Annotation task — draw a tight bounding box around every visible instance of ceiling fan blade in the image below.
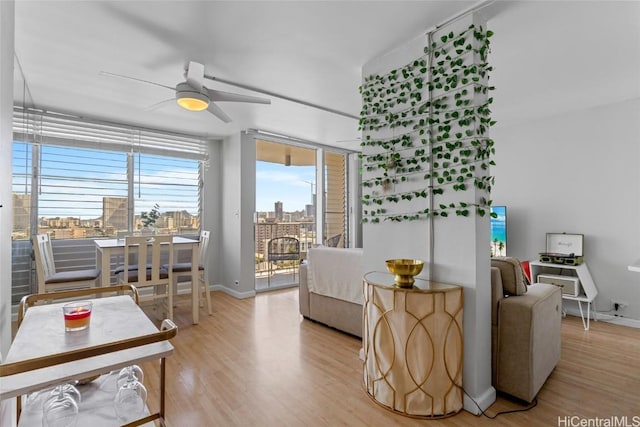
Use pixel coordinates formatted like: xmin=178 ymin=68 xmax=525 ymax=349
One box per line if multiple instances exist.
xmin=99 ymin=71 xmax=175 ymax=91
xmin=206 ymin=87 xmax=270 ymax=104
xmin=144 ymin=98 xmax=175 ymax=111
xmin=206 ymin=102 xmax=232 ymax=123
xmin=185 ymin=61 xmax=205 ymax=90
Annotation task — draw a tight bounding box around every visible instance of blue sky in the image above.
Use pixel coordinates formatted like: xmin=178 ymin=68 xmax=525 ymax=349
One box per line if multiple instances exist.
xmin=13 ymin=142 xmax=199 ymax=219
xmin=14 ymin=141 xmax=317 ymax=217
xmin=256 ymin=161 xmax=315 ymax=212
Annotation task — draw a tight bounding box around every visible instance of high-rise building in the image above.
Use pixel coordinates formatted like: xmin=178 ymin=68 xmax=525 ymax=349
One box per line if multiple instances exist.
xmin=13 ymin=193 xmax=31 ymax=234
xmin=164 ymin=210 xmax=198 ymax=231
xmin=305 ymin=204 xmax=314 ymax=218
xmin=102 ymin=197 xmax=128 ymax=232
xmin=274 ymin=201 xmax=283 ymax=221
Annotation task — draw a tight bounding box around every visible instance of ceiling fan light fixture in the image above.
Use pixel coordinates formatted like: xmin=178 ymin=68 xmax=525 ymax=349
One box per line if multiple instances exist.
xmin=176 ymin=90 xmax=209 ymax=111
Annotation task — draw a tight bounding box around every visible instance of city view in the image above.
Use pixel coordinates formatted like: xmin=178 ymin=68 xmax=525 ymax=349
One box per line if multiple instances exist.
xmin=11 ymin=154 xmax=343 ymax=291
xmin=11 ymin=194 xmax=199 ymax=240
xmin=255 ymin=200 xmax=316 ymax=270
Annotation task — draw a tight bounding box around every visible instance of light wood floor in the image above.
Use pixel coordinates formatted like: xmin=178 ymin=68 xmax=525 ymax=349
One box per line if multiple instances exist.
xmin=140 ymin=289 xmax=640 ymax=426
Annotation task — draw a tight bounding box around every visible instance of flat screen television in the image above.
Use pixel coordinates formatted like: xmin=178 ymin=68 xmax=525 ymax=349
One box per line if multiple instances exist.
xmin=490 ymin=205 xmax=507 ymax=257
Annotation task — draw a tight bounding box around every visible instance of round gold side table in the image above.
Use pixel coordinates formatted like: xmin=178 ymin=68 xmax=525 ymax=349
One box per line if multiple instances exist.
xmin=362 ymin=271 xmax=464 ymax=418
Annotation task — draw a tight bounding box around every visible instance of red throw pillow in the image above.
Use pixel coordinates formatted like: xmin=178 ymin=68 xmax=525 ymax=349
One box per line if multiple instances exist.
xmin=521 ymin=260 xmax=532 ymax=283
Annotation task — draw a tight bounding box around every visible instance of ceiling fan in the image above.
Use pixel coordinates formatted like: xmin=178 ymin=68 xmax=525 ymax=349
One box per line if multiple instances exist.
xmin=101 ymin=61 xmax=271 ymax=123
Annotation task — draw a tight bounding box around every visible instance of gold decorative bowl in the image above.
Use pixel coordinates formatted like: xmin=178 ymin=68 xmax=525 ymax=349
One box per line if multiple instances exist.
xmin=385 ymin=259 xmax=425 ymax=287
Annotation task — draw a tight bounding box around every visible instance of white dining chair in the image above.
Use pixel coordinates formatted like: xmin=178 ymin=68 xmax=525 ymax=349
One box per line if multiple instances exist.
xmin=115 ymin=235 xmax=174 ymax=320
xmin=32 ymin=233 xmax=101 ymax=294
xmin=166 ymin=230 xmax=212 ymax=316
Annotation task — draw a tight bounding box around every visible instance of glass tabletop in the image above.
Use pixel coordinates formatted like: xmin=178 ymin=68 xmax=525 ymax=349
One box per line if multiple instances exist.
xmin=364 ymin=271 xmax=461 ymax=292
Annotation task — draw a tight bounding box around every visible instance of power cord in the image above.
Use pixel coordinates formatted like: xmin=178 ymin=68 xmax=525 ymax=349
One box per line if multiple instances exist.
xmin=463 ymin=389 xmax=538 ymax=419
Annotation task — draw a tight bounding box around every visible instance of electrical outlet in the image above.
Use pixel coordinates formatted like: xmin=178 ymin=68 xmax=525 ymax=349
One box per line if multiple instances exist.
xmin=612 ymin=300 xmax=627 ymax=311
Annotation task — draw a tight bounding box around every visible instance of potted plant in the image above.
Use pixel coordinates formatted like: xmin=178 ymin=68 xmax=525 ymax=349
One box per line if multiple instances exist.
xmin=140 ymin=203 xmax=160 ymax=234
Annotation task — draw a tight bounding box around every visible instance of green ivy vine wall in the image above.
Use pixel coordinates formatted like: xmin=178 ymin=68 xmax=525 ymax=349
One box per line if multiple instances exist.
xmin=360 ymin=25 xmax=496 ymax=224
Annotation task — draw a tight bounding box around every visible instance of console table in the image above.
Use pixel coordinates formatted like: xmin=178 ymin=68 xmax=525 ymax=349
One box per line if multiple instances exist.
xmin=362 ymin=272 xmax=463 ymax=418
xmin=0 ymin=286 xmax=177 ymax=426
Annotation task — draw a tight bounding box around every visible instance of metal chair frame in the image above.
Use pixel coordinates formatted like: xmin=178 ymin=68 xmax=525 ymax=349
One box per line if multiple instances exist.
xmin=267 ymin=236 xmax=300 ymax=287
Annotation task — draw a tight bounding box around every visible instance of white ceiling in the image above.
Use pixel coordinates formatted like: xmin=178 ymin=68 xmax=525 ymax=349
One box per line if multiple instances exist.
xmin=13 ymin=0 xmax=477 ymax=150
xmin=12 ymin=1 xmax=640 ymax=151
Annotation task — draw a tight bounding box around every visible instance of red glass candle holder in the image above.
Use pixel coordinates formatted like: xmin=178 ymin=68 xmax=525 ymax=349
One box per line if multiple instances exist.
xmin=62 ymin=301 xmax=93 ymax=331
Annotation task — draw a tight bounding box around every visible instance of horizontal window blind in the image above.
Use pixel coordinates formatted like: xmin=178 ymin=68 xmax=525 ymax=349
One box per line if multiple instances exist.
xmin=135 ymin=153 xmax=201 ymax=234
xmin=13 ymin=106 xmax=209 ymax=160
xmin=38 ymin=144 xmax=128 ymax=237
xmin=324 ymin=151 xmax=347 ymax=247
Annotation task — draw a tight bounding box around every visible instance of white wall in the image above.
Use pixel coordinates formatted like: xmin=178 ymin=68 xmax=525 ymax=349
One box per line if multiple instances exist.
xmin=362 ymin=13 xmax=495 ymax=414
xmin=219 ymin=131 xmax=256 ymax=298
xmin=492 ymin=98 xmax=640 ymax=319
xmin=1 ymin=1 xmax=15 ymax=424
xmin=487 ymin=1 xmax=640 ymax=322
xmin=202 ymin=139 xmax=223 ymax=289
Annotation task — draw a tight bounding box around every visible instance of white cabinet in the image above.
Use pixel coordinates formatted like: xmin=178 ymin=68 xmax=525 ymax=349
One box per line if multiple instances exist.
xmin=530 ymin=261 xmax=598 ymax=330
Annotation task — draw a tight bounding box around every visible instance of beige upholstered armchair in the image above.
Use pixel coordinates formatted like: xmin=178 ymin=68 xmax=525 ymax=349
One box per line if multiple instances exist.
xmin=491 ymin=257 xmax=562 ymax=402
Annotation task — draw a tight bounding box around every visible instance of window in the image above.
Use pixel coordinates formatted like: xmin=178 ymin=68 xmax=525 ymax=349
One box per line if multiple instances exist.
xmin=12 ymin=144 xmax=201 ymax=239
xmin=38 ymin=145 xmax=128 ymax=238
xmin=11 ymin=107 xmax=206 ymax=301
xmin=12 ymin=141 xmax=32 ymax=240
xmin=134 ymin=153 xmax=201 ymax=234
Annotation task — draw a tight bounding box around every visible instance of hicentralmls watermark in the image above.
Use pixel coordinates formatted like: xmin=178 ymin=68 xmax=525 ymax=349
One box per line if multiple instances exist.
xmin=558 ymin=416 xmax=640 ymax=427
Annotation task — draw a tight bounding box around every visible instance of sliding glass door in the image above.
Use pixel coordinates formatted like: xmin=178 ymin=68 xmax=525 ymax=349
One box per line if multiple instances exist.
xmin=255 ymin=139 xmax=316 ymax=291
xmin=254 ymin=138 xmax=351 ymax=291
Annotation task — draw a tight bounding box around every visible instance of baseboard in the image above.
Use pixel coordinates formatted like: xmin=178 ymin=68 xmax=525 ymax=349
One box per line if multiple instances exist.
xmin=211 ymin=284 xmax=256 ymax=299
xmin=563 ymin=306 xmax=640 ymax=329
xmin=589 ymin=313 xmax=640 ymax=328
xmin=177 ymin=282 xmax=255 ymax=299
xmin=463 ymin=385 xmax=496 ymax=415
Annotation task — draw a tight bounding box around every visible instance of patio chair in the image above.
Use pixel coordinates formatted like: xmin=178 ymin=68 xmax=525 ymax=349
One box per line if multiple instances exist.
xmin=267 ymin=236 xmax=300 ymax=287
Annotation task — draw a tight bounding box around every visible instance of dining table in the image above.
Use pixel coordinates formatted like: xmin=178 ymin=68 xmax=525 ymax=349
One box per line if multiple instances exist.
xmin=94 ymin=236 xmax=202 ymax=324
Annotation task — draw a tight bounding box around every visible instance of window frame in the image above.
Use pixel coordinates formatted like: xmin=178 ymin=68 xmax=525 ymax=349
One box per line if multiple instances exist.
xmin=11 ymin=107 xmax=208 ymax=302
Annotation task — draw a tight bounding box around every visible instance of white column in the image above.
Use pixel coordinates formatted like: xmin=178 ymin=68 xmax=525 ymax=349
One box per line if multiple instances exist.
xmin=0 ymin=3 xmax=16 ymax=425
xmin=314 ymin=148 xmax=324 ymax=244
xmin=362 ymin=12 xmax=496 ymax=414
xmin=0 ymin=0 xmax=15 ymax=358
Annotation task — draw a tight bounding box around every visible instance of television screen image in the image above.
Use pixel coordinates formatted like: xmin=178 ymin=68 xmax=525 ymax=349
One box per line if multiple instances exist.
xmin=490 ymin=206 xmax=507 ymax=257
